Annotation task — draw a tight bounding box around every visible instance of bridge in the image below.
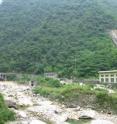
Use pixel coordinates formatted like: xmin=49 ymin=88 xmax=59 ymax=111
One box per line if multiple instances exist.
xmin=0 ymin=73 xmax=22 ymax=81
xmin=0 ymin=73 xmax=7 ymax=81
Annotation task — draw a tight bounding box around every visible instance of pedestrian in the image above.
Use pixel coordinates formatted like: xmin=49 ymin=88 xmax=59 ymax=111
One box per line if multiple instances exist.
xmin=31 ymin=81 xmax=34 ymax=87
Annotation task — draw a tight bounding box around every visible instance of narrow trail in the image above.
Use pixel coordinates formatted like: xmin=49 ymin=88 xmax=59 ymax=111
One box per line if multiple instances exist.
xmin=0 ymin=81 xmax=116 ymax=124
xmin=110 ymin=30 xmax=117 ymax=46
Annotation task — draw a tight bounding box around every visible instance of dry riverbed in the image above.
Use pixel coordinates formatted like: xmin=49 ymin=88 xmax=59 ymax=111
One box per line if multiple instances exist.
xmin=0 ymin=81 xmax=116 ymax=124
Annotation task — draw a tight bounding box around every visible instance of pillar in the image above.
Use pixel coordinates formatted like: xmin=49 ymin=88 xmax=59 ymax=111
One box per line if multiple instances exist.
xmin=114 ymin=73 xmax=116 ymax=83
xmin=103 ymin=74 xmax=106 ymax=83
xmin=108 ymin=74 xmax=111 ymax=83
xmin=99 ymin=74 xmax=101 ymax=83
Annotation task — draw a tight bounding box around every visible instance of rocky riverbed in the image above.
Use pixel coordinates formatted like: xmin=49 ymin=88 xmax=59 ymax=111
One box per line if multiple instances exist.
xmin=0 ymin=81 xmax=117 ymax=124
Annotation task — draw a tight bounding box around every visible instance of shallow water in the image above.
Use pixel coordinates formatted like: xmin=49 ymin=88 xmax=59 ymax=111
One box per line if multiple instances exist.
xmin=68 ymin=119 xmax=91 ymax=124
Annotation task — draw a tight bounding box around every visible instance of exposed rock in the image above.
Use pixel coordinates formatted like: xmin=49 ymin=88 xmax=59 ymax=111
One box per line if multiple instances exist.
xmin=79 ymin=109 xmax=96 ymax=119
xmin=27 ymin=106 xmax=68 ymax=124
xmin=75 ymin=106 xmax=81 ymax=111
xmin=1 ymin=81 xmax=117 ymax=124
xmin=91 ymin=119 xmax=114 ymax=124
xmin=7 ymin=120 xmax=46 ymax=124
xmin=15 ymin=92 xmax=33 ymax=107
xmin=30 ymin=120 xmax=46 ymax=124
xmin=16 ymin=110 xmax=27 ymax=118
xmin=66 ymin=108 xmax=79 ymax=120
xmin=66 ymin=104 xmax=77 ymax=108
xmin=8 ymin=94 xmax=14 ymax=97
xmin=5 ymin=100 xmax=18 ymax=109
xmin=108 ymin=89 xmax=115 ymax=94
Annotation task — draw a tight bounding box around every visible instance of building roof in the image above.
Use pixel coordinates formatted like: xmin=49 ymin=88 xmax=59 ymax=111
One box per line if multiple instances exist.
xmin=99 ymin=70 xmax=117 ymax=73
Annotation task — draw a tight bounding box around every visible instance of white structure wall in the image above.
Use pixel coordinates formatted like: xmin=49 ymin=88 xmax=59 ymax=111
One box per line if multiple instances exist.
xmin=99 ymin=70 xmax=117 ymax=83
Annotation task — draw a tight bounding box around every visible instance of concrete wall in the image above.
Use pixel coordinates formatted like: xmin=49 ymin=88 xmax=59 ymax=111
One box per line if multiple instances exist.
xmin=99 ymin=72 xmax=117 ymax=83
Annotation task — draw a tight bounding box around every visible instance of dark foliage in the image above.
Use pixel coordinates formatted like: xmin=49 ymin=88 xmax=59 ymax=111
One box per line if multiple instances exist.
xmin=0 ymin=0 xmax=117 ymax=77
xmin=0 ymin=94 xmax=15 ymax=124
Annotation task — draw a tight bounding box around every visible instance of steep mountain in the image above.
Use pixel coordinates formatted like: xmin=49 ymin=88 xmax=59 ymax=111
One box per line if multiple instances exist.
xmin=0 ymin=0 xmax=117 ymax=77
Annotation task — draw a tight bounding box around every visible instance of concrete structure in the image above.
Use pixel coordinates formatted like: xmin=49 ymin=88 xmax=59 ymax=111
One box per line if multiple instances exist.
xmin=99 ymin=70 xmax=117 ymax=83
xmin=0 ymin=73 xmax=6 ymax=81
xmin=44 ymin=72 xmax=58 ymax=79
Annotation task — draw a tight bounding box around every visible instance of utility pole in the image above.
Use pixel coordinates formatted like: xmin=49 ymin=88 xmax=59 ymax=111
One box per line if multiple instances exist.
xmin=73 ymin=55 xmax=77 ymax=80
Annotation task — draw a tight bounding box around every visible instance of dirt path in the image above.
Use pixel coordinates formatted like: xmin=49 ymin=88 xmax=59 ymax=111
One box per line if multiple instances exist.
xmin=110 ymin=30 xmax=117 ymax=46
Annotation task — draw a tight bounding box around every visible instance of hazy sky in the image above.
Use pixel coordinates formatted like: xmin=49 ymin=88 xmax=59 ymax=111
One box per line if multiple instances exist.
xmin=0 ymin=0 xmax=2 ymax=4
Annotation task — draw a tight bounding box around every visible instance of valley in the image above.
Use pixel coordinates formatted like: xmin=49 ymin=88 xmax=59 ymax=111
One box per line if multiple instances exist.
xmin=0 ymin=0 xmax=117 ymax=123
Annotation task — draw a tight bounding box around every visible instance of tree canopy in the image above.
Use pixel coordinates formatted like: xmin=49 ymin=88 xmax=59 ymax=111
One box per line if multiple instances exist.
xmin=0 ymin=0 xmax=117 ymax=78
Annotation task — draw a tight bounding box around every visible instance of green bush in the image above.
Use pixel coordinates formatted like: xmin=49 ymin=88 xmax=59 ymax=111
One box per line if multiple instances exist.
xmin=96 ymin=91 xmax=117 ymax=113
xmin=36 ymin=77 xmax=62 ymax=88
xmin=96 ymin=91 xmax=109 ymax=105
xmin=6 ymin=74 xmax=17 ymax=81
xmin=0 ymin=94 xmax=15 ymax=124
xmin=34 ymin=82 xmax=117 ymax=113
xmin=34 ymin=83 xmax=93 ymax=102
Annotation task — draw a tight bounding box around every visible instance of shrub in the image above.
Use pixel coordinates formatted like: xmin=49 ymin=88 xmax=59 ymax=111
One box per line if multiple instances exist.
xmin=0 ymin=94 xmax=15 ymax=124
xmin=96 ymin=91 xmax=117 ymax=113
xmin=36 ymin=77 xmax=62 ymax=88
xmin=96 ymin=91 xmax=109 ymax=105
xmin=34 ymin=82 xmax=117 ymax=113
xmin=6 ymin=74 xmax=17 ymax=81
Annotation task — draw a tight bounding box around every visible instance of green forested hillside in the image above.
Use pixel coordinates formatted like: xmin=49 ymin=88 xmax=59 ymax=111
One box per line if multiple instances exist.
xmin=0 ymin=0 xmax=117 ymax=77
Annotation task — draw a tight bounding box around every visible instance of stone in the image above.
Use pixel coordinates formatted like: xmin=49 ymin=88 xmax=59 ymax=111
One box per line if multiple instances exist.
xmin=71 ymin=106 xmax=81 ymax=111
xmin=5 ymin=100 xmax=17 ymax=109
xmin=67 ymin=104 xmax=77 ymax=108
xmin=17 ymin=111 xmax=27 ymax=118
xmin=8 ymin=94 xmax=14 ymax=97
xmin=108 ymin=89 xmax=115 ymax=94
xmin=30 ymin=120 xmax=46 ymax=124
xmin=79 ymin=109 xmax=96 ymax=119
xmin=1 ymin=81 xmax=117 ymax=124
xmin=17 ymin=97 xmax=33 ymax=106
xmin=91 ymin=119 xmax=114 ymax=124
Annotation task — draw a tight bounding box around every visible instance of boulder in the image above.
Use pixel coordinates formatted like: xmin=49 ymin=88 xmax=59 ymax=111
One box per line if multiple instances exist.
xmin=30 ymin=120 xmax=46 ymax=124
xmin=17 ymin=97 xmax=33 ymax=107
xmin=5 ymin=100 xmax=18 ymax=109
xmin=16 ymin=111 xmax=27 ymax=118
xmin=79 ymin=109 xmax=96 ymax=119
xmin=91 ymin=119 xmax=114 ymax=124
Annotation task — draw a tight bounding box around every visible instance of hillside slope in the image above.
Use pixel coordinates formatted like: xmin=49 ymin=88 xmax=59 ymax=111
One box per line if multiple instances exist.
xmin=0 ymin=0 xmax=117 ymax=77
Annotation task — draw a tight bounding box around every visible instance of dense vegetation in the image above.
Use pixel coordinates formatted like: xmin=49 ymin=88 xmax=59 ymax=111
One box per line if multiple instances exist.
xmin=67 ymin=119 xmax=91 ymax=124
xmin=34 ymin=77 xmax=117 ymax=114
xmin=0 ymin=0 xmax=117 ymax=77
xmin=0 ymin=94 xmax=15 ymax=124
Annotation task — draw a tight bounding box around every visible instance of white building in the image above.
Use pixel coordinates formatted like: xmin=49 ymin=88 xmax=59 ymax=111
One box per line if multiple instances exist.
xmin=99 ymin=70 xmax=117 ymax=83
